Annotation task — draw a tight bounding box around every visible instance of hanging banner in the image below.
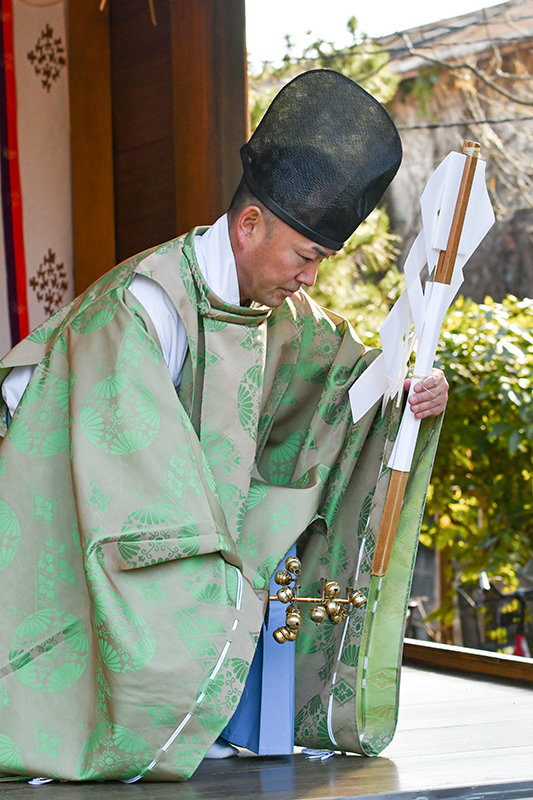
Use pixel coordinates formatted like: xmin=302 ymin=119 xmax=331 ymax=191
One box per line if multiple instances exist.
xmin=0 ymin=0 xmax=73 ymax=357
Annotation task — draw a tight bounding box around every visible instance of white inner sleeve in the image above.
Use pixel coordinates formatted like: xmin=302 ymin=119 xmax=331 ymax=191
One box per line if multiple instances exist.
xmin=129 ymin=213 xmax=238 ymax=387
xmin=128 ymin=274 xmax=187 ymax=387
xmin=2 ymin=214 xmax=239 ymax=413
xmin=2 ymin=364 xmax=35 ymax=418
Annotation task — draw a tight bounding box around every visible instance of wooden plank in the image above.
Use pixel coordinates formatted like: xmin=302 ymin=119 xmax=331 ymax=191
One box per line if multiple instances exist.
xmin=67 ymin=1 xmax=115 ymax=293
xmin=113 ymin=138 xmax=177 ymax=260
xmin=403 ymin=638 xmax=533 ymax=685
xmin=109 ymin=0 xmax=177 ymax=262
xmin=69 ymin=0 xmax=247 ymax=277
xmin=109 ymin=0 xmax=174 ymax=154
xmin=170 ymin=0 xmax=247 ymax=234
xmin=213 ymin=0 xmax=249 ymax=204
xmin=3 ymin=669 xmax=532 ymax=797
xmin=387 ymin=666 xmax=533 ymax=793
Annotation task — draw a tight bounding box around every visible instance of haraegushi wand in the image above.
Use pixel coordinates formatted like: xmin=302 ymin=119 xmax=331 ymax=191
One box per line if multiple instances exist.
xmin=372 ymin=140 xmax=483 ymax=577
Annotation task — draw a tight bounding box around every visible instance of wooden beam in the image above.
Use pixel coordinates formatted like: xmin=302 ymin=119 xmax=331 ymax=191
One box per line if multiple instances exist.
xmin=170 ymin=0 xmax=248 ymax=234
xmin=109 ymin=0 xmax=176 ymax=263
xmin=404 ymin=638 xmax=533 ymax=686
xmin=67 ymin=2 xmax=115 ymax=293
xmin=213 ymin=0 xmax=250 ymax=205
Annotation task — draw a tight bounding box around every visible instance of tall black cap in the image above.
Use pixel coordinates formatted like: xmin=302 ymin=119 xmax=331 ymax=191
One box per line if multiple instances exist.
xmin=240 ymin=69 xmax=402 ymax=250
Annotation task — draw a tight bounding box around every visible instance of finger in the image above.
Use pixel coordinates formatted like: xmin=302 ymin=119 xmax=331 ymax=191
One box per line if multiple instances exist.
xmin=409 ymin=397 xmax=432 ymax=413
xmin=412 ymin=372 xmax=448 ymax=401
xmin=423 ymin=374 xmax=438 ymax=389
xmin=413 ymin=406 xmax=442 ymax=419
xmin=414 ymin=373 xmax=441 ymax=391
xmin=415 ymin=368 xmax=446 ymax=386
xmin=409 ymin=389 xmax=447 ymax=417
xmin=412 ymin=377 xmax=436 ymax=395
xmin=409 ymin=400 xmax=446 ymax=419
xmin=409 ymin=387 xmax=443 ymax=405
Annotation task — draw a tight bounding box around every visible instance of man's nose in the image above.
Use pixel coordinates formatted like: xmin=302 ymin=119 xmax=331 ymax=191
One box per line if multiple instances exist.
xmin=298 ymin=262 xmax=319 ymax=287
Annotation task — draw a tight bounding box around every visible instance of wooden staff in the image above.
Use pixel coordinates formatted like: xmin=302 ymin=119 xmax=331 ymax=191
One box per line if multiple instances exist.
xmin=371 ymin=140 xmax=481 ymax=578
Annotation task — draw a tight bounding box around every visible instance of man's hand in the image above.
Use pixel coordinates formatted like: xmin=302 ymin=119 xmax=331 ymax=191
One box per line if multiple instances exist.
xmin=404 ymin=368 xmax=448 ymax=419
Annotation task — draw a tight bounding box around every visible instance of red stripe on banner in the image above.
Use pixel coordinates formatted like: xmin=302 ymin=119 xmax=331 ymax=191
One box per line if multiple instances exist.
xmin=2 ymin=0 xmax=29 ymax=339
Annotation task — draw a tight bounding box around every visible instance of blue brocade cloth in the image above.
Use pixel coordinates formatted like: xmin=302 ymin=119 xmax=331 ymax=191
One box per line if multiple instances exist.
xmin=220 ymin=551 xmax=295 ymax=754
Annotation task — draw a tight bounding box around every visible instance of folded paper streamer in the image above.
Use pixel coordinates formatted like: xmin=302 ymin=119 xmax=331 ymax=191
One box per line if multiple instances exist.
xmin=349 ymin=149 xmax=495 ymax=435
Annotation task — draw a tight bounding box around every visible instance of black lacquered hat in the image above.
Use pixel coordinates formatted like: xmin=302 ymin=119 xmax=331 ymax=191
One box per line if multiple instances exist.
xmin=240 ymin=69 xmax=402 ymax=250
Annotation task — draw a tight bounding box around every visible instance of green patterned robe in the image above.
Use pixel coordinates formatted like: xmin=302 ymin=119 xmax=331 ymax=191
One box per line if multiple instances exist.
xmin=0 ymin=229 xmax=440 ymax=781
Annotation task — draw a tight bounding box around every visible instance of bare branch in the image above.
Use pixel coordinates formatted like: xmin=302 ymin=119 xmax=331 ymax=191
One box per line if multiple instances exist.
xmin=401 ymin=32 xmax=533 ymax=107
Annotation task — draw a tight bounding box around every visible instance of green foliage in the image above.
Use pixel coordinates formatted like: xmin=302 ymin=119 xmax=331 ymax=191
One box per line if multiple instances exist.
xmin=248 ymin=16 xmax=533 ymax=627
xmin=486 ymin=626 xmax=510 ymax=645
xmin=423 ymin=295 xmax=533 ymax=592
xmin=248 ymin=17 xmax=399 ymax=132
xmin=399 ymin=65 xmax=441 ymax=118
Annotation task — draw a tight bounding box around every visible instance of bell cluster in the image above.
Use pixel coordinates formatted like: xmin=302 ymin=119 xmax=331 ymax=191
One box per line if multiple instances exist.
xmin=272 ymin=556 xmax=303 ymax=644
xmin=271 ymin=556 xmax=367 ymax=644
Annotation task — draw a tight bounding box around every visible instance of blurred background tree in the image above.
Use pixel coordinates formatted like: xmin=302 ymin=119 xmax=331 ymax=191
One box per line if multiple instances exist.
xmin=427 ymin=295 xmax=533 ymax=630
xmin=249 ymin=20 xmax=533 ymax=647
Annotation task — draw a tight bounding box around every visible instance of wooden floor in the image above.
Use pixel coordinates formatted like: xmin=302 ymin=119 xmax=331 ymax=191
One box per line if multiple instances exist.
xmin=2 ymin=666 xmax=533 ymax=799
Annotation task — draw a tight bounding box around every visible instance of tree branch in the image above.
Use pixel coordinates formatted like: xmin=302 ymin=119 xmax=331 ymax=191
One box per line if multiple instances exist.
xmin=401 ymin=32 xmax=533 ymax=107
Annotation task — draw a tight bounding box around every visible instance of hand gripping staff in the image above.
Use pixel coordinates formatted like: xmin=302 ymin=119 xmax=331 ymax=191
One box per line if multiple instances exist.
xmin=373 ymin=140 xmax=490 ymax=576
xmin=350 ymin=139 xmax=495 ymax=577
xmin=342 ymin=141 xmax=494 ymax=757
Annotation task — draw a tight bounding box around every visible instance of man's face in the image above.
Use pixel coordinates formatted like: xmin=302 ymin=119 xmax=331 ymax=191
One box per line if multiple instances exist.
xmin=232 ymin=207 xmax=335 ymax=308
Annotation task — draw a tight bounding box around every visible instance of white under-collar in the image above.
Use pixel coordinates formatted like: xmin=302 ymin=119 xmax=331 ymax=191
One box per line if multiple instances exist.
xmin=194 ymin=214 xmax=240 ymax=305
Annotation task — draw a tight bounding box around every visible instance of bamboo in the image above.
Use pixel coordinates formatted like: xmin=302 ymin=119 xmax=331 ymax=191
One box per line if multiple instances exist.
xmin=370 ymin=140 xmax=481 ymax=579
xmin=435 ymin=141 xmax=481 ymax=285
xmin=371 ymin=470 xmax=410 ymax=577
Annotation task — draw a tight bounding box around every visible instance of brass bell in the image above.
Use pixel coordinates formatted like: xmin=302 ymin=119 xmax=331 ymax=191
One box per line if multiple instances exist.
xmin=274 ymin=570 xmax=293 ymax=586
xmin=349 ymin=589 xmax=367 ymax=608
xmin=285 ymin=609 xmax=302 ymax=630
xmin=273 ymin=627 xmax=288 ymax=643
xmin=330 ymin=612 xmax=345 ymax=625
xmin=310 ymin=604 xmax=327 ymax=624
xmin=326 ymin=600 xmax=341 ymax=617
xmin=323 ymin=581 xmax=341 ymax=599
xmin=285 ymin=556 xmax=302 ymax=575
xmin=277 ymin=586 xmax=294 ymax=604
xmin=284 ymin=628 xmax=298 ymax=642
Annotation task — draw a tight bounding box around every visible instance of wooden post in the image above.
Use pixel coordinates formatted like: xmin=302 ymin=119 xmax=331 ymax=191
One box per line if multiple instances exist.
xmin=437 ymin=544 xmax=455 ymax=644
xmin=170 ymin=0 xmax=248 ymax=234
xmin=67 ymin=2 xmax=115 ymax=293
xmin=108 ymin=0 xmax=177 ymax=263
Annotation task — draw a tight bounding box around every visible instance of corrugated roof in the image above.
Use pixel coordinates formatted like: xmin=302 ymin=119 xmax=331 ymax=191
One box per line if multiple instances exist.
xmin=379 ymin=0 xmax=533 ymax=74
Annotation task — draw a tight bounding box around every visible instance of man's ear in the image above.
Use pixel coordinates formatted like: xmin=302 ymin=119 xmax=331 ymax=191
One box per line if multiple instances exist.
xmin=234 ymin=205 xmax=264 ymax=251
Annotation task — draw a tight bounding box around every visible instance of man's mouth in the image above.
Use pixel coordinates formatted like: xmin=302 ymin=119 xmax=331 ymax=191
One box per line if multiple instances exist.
xmin=282 ymin=285 xmax=300 ymax=296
